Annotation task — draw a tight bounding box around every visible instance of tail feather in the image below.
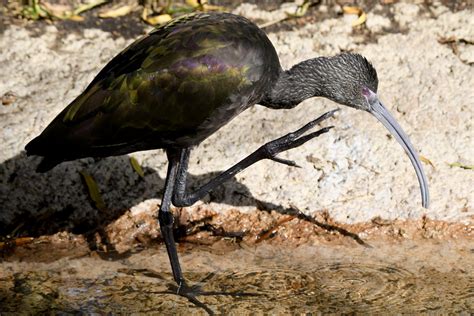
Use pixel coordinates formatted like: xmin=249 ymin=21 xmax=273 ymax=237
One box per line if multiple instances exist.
xmin=25 ymin=135 xmax=47 ymax=157
xmin=25 ymin=136 xmax=64 ymax=172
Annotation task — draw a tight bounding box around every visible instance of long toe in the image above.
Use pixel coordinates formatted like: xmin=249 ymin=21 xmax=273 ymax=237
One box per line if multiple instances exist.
xmin=261 ymin=111 xmax=337 ymax=160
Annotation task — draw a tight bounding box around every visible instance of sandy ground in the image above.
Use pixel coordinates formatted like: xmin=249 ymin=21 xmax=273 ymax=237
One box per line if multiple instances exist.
xmin=0 ymin=2 xmax=473 ymax=236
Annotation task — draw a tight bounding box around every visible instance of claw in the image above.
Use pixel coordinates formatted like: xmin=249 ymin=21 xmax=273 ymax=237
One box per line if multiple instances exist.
xmin=271 ymin=156 xmax=301 ymax=168
xmin=176 ymin=279 xmax=186 ymax=295
xmin=289 ymin=109 xmax=339 ymax=139
xmin=260 ymin=111 xmax=337 ymax=168
xmin=319 ymin=125 xmax=335 ymax=134
xmin=310 ymin=108 xmax=339 ymax=125
xmin=285 ymin=125 xmax=335 ymax=151
xmin=322 ymin=108 xmax=340 ymax=119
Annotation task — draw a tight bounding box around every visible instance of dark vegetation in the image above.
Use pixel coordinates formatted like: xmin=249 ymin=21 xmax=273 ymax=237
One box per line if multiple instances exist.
xmin=2 ymin=1 xmax=470 ymax=39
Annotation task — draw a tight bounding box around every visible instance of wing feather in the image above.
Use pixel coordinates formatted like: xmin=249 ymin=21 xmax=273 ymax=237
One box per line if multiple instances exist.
xmin=26 ymin=13 xmax=274 ymax=166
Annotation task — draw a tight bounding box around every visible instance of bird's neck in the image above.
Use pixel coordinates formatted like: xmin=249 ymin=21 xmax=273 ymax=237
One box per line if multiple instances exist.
xmin=260 ymin=57 xmax=338 ymax=109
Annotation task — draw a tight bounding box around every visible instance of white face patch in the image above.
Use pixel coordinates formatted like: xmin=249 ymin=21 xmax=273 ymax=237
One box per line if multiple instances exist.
xmin=362 ymin=87 xmax=378 ymax=111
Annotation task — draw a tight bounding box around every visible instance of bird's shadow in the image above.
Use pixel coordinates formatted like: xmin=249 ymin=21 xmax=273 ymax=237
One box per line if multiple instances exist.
xmin=0 ymin=151 xmax=283 ymax=238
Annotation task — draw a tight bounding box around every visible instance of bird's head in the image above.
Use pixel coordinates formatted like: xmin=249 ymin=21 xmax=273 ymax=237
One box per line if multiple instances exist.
xmin=319 ymin=53 xmax=379 ymax=110
xmin=322 ymin=53 xmax=429 ymax=208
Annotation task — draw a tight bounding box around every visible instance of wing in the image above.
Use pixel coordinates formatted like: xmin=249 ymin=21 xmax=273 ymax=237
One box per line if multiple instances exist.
xmin=26 ymin=13 xmax=278 ymax=164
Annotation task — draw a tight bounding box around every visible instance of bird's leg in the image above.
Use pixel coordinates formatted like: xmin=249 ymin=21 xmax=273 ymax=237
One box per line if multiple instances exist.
xmin=158 ymin=150 xmax=186 ymax=287
xmin=172 ymin=109 xmax=338 ymax=207
xmin=160 ymin=149 xmax=253 ymax=315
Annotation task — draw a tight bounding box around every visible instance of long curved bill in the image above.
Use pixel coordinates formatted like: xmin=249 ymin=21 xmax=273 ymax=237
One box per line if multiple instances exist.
xmin=368 ymin=97 xmax=430 ymax=208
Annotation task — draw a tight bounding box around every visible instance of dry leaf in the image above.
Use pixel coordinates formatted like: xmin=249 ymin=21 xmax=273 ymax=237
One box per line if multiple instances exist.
xmin=1 ymin=91 xmax=16 ymax=106
xmin=343 ymin=6 xmax=367 ymax=27
xmin=185 ymin=0 xmax=222 ymax=11
xmin=130 ymin=156 xmax=145 ymax=179
xmin=79 ymin=170 xmax=107 ymax=211
xmin=74 ymin=0 xmax=108 ymax=16
xmin=99 ymin=5 xmax=134 ymax=18
xmin=342 ymin=6 xmax=362 ymax=15
xmin=0 ymin=237 xmax=34 ymax=250
xmin=448 ymin=162 xmax=474 ymax=170
xmin=145 ymin=13 xmax=172 ymax=25
xmin=420 ymin=155 xmax=435 ymax=168
xmin=68 ymin=15 xmax=84 ymax=21
xmin=186 ymin=0 xmax=207 ymax=7
xmin=41 ymin=2 xmax=72 ymax=17
xmin=142 ymin=7 xmax=148 ymax=21
xmin=202 ymin=4 xmax=223 ymax=11
xmin=352 ymin=11 xmax=367 ymax=26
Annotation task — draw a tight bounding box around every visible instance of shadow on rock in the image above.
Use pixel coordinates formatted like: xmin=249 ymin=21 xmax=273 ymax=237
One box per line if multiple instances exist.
xmin=0 ymin=151 xmax=276 ymax=237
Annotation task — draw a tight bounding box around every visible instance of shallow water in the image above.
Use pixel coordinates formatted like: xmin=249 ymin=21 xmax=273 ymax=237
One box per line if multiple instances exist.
xmin=1 ymin=239 xmax=473 ymax=314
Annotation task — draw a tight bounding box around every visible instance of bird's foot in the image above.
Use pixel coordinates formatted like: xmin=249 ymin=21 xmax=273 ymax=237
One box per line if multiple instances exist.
xmin=168 ymin=275 xmax=262 ymax=315
xmin=173 ymin=275 xmax=261 ymax=298
xmin=120 ymin=269 xmax=259 ymax=315
xmin=172 ymin=280 xmax=215 ymax=315
xmin=175 ymin=278 xmax=200 ymax=297
xmin=260 ymin=109 xmax=338 ymax=167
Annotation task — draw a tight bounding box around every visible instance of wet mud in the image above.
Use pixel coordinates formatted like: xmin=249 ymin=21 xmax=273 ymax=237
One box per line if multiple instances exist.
xmin=1 ymin=207 xmax=473 ymax=314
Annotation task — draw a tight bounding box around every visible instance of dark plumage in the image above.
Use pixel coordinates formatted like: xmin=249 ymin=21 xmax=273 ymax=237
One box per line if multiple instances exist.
xmin=25 ymin=12 xmax=429 ymax=304
xmin=26 ymin=13 xmax=280 ymax=171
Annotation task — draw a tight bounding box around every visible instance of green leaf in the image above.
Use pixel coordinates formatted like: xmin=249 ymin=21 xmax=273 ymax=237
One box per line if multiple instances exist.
xmin=448 ymin=162 xmax=474 ymax=170
xmin=80 ymin=170 xmax=107 ymax=211
xmin=130 ymin=156 xmax=145 ymax=178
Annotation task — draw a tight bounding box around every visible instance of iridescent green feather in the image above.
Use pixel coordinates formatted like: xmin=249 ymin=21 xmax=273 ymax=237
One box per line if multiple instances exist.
xmin=29 ymin=12 xmax=277 ymax=162
xmin=63 ymin=18 xmax=253 ymax=133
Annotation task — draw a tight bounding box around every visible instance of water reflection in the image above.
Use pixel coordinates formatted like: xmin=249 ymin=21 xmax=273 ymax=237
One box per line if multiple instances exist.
xmin=1 ymin=241 xmax=473 ymax=314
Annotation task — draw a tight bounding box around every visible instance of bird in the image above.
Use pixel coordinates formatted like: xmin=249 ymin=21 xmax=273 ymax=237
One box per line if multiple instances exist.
xmin=25 ymin=12 xmax=429 ymax=299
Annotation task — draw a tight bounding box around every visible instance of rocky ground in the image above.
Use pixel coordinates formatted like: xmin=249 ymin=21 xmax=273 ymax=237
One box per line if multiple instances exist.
xmin=0 ymin=1 xmax=473 ymax=313
xmin=1 ymin=1 xmax=472 ymax=236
